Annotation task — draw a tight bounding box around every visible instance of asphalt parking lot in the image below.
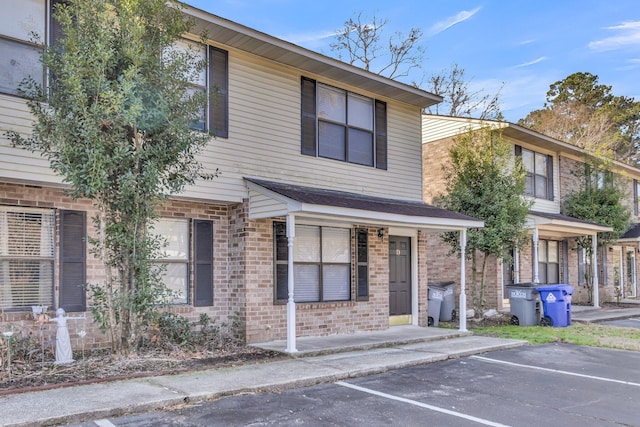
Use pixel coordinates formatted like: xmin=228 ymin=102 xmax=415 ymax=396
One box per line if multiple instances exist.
xmin=74 ymin=343 xmax=640 ymax=427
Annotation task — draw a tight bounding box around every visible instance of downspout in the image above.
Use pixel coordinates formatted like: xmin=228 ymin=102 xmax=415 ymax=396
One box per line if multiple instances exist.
xmin=592 ymin=233 xmax=600 ymax=308
xmin=286 ymin=214 xmax=298 ymax=353
xmin=459 ymin=228 xmax=468 ymax=333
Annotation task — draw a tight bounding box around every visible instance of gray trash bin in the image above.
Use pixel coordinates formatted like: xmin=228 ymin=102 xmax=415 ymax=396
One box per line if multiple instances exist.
xmin=427 ymin=286 xmax=444 ymax=327
xmin=430 ymin=281 xmax=456 ymax=322
xmin=506 ymin=283 xmax=541 ymax=326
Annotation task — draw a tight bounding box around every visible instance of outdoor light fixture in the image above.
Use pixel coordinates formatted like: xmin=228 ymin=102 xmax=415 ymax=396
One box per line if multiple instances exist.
xmin=378 ymin=228 xmax=385 ymax=240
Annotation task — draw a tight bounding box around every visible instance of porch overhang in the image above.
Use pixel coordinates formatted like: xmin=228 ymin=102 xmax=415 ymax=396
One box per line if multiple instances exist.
xmin=244 ymin=178 xmax=482 ymax=352
xmin=245 ymin=178 xmax=484 ymax=231
xmin=526 ymin=211 xmax=612 ymax=238
xmin=619 ymin=223 xmax=640 ymax=243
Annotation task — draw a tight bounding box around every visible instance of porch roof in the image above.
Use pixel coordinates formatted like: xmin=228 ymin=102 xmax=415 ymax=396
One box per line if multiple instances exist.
xmin=245 ymin=178 xmax=484 ymax=231
xmin=527 ymin=211 xmax=612 ymax=237
xmin=620 ymin=222 xmax=640 ymax=241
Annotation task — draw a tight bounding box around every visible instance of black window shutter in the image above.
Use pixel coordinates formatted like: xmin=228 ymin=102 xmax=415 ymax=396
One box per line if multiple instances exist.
xmin=356 ymin=229 xmax=369 ymax=300
xmin=59 ymin=210 xmax=86 ymax=312
xmin=194 ymin=220 xmax=214 ymax=307
xmin=634 ymin=180 xmax=638 ymax=216
xmin=375 ymin=100 xmax=387 ymax=170
xmin=514 ymin=145 xmax=522 ymax=157
xmin=301 ymin=77 xmax=317 ymax=156
xmin=274 ymin=222 xmax=288 ymax=302
xmin=209 ymin=46 xmax=228 ymax=138
xmin=547 ymin=154 xmax=554 ymax=201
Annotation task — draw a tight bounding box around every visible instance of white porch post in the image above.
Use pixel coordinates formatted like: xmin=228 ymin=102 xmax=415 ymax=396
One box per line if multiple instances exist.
xmin=286 ymin=214 xmax=298 ymax=353
xmin=532 ymin=228 xmax=540 ymax=284
xmin=514 ymin=247 xmax=520 ymax=284
xmin=592 ymin=233 xmax=600 ymax=308
xmin=459 ymin=229 xmax=468 ymax=333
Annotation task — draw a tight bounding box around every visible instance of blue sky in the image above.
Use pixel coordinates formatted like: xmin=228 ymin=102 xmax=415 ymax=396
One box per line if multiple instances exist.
xmin=186 ymin=0 xmax=640 ymax=122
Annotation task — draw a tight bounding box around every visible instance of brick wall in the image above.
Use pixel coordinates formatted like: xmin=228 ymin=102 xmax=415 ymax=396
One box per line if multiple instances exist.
xmin=422 ymin=138 xmax=453 ymax=204
xmin=243 ymin=223 xmax=390 ymax=344
xmin=0 ymin=182 xmax=237 ymax=349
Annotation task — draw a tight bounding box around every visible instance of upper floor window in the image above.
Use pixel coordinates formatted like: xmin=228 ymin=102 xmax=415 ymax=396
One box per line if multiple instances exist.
xmin=0 ymin=206 xmax=55 ymax=310
xmin=169 ymin=40 xmax=228 ymax=138
xmin=516 ymin=145 xmax=554 ymax=201
xmin=586 ymin=166 xmax=613 ymax=190
xmin=1 ymin=3 xmax=229 ymax=139
xmin=0 ymin=0 xmax=48 ymax=96
xmin=301 ymin=77 xmax=387 ymax=169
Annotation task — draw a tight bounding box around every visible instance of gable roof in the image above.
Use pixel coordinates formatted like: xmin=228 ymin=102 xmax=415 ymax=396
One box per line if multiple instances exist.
xmin=245 ymin=178 xmax=484 ymax=230
xmin=422 ymin=115 xmax=640 ymax=177
xmin=183 ymin=4 xmax=441 ymax=109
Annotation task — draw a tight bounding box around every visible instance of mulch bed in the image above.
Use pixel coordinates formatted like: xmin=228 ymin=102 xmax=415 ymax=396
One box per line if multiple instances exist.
xmin=0 ymin=346 xmax=286 ymax=395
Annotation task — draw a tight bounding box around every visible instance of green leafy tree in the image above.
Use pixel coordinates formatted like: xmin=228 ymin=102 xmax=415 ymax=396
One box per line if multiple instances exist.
xmin=6 ymin=0 xmax=214 ymax=355
xmin=519 ymin=72 xmax=640 ymax=164
xmin=436 ymin=127 xmax=531 ymax=315
xmin=563 ymin=157 xmax=632 ymax=303
xmin=330 ymin=13 xmax=502 ymax=119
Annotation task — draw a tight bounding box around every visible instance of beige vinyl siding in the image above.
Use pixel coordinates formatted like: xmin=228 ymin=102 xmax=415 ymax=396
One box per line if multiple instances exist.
xmin=0 ymin=44 xmax=425 ymax=203
xmin=182 ymin=48 xmax=425 ymax=203
xmin=0 ymin=95 xmax=63 ymax=185
xmin=247 ymin=189 xmax=288 ymax=219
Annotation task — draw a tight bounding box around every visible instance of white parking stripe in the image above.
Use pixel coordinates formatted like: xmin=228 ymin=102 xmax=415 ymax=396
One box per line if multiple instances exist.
xmin=94 ymin=420 xmax=117 ymax=427
xmin=336 ymin=381 xmax=510 ymax=427
xmin=471 ymin=355 xmax=640 ymax=387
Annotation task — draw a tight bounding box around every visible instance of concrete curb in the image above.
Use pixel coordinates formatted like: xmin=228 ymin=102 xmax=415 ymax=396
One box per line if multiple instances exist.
xmin=1 ymin=336 xmax=527 ymax=427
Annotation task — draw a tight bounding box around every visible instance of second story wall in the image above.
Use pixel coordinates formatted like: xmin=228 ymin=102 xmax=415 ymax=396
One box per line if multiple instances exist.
xmin=0 ymin=4 xmax=429 ymax=205
xmin=181 ymin=47 xmax=425 ymax=203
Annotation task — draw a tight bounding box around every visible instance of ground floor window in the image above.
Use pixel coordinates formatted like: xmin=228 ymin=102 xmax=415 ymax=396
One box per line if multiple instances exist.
xmin=152 ymin=218 xmax=190 ymax=304
xmin=274 ymin=223 xmax=351 ymax=303
xmin=538 ymin=239 xmax=560 ymax=284
xmin=0 ymin=206 xmax=55 ymax=310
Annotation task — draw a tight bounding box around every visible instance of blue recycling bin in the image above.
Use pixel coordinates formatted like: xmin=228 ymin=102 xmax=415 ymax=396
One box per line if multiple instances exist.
xmin=536 ymin=284 xmax=573 ymax=327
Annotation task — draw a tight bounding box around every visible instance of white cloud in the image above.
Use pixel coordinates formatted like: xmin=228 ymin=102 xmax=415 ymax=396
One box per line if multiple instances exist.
xmin=615 ymin=58 xmax=640 ymax=71
xmin=588 ymin=21 xmax=640 ymax=51
xmin=514 ymin=56 xmax=549 ymax=68
xmin=279 ymin=29 xmax=339 ymax=45
xmin=428 ymin=7 xmax=481 ymax=36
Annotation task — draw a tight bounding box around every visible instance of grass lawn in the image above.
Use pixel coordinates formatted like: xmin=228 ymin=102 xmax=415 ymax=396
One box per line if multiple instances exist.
xmin=472 ymin=323 xmax=640 ymax=352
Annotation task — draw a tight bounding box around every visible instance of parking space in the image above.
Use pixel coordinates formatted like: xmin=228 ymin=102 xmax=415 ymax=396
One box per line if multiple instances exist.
xmin=76 ymin=344 xmax=640 ymax=427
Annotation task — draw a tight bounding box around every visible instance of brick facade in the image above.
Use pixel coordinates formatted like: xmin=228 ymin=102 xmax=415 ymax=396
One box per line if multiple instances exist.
xmin=422 ymin=134 xmax=640 ymax=311
xmin=2 ymin=182 xmax=439 ymax=347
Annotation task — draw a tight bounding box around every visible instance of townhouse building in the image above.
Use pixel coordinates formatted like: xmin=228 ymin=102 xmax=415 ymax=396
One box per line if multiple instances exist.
xmin=422 ymin=115 xmax=640 ymax=312
xmin=0 ymin=2 xmax=483 ymax=352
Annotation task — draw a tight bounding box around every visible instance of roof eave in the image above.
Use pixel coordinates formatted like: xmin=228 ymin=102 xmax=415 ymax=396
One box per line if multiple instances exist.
xmin=182 ymin=4 xmax=441 ymax=109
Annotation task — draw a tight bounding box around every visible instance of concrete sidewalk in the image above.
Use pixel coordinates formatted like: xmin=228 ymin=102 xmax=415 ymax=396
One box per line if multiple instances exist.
xmin=0 ymin=328 xmax=526 ymax=427
xmin=3 ymin=303 xmax=640 ymax=427
xmin=572 ymin=303 xmax=640 ymax=323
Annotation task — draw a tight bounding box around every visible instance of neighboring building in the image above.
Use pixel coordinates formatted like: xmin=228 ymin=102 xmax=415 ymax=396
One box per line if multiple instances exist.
xmin=422 ymin=115 xmax=640 ymax=311
xmin=0 ymin=2 xmax=482 ymax=351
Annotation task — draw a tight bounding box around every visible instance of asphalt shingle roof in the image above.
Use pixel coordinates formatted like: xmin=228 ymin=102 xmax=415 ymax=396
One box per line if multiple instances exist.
xmin=245 ymin=178 xmax=481 ymax=223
